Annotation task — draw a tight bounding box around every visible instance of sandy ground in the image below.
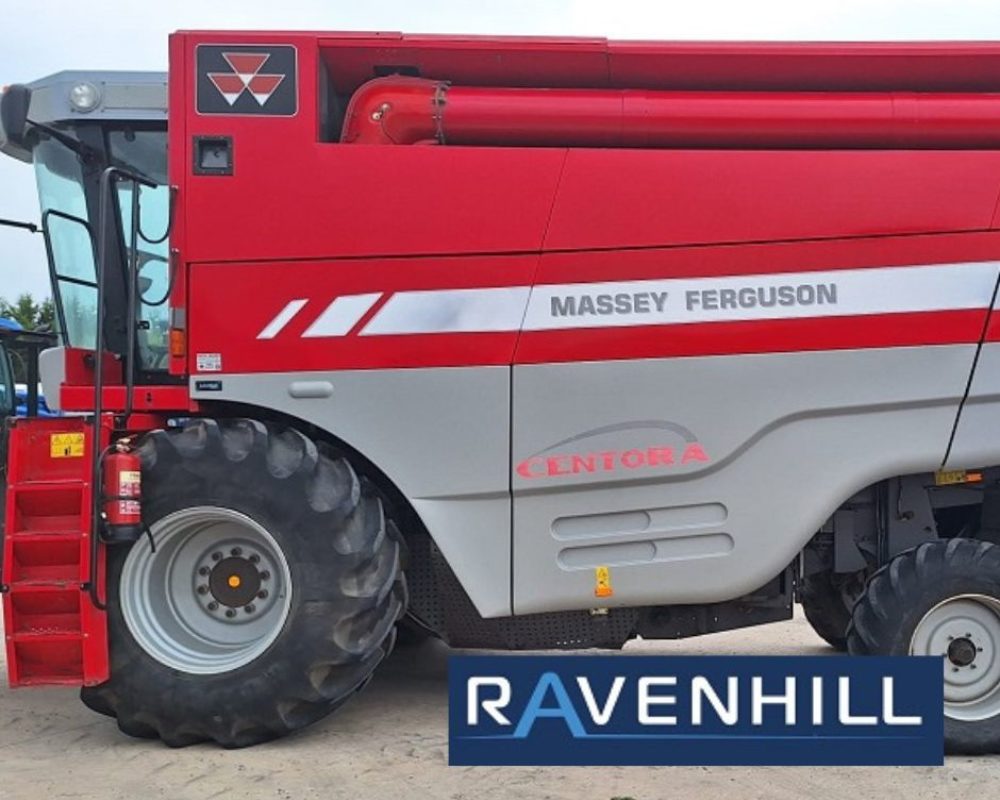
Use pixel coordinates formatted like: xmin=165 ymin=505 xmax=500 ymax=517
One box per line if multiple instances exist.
xmin=1 ymin=609 xmax=997 ymax=800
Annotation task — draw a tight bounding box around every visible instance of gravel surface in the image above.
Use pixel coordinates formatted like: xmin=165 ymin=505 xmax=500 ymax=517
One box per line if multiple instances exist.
xmin=1 ymin=609 xmax=996 ymax=799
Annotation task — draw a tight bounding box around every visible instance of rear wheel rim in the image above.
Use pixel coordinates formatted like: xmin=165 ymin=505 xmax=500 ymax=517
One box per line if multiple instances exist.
xmin=120 ymin=506 xmax=292 ymax=675
xmin=909 ymin=593 xmax=1000 ymax=722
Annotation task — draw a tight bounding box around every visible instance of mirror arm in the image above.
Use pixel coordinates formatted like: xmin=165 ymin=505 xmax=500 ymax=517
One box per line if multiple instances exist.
xmin=26 ymin=118 xmax=100 ymax=162
xmin=0 ymin=218 xmax=39 ymax=234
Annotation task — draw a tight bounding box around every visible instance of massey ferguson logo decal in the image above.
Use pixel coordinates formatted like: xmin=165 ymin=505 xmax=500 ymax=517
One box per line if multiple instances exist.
xmin=209 ymin=53 xmax=285 ymax=106
xmin=196 ymin=45 xmax=297 ymax=116
xmin=516 ymin=420 xmax=710 ymax=480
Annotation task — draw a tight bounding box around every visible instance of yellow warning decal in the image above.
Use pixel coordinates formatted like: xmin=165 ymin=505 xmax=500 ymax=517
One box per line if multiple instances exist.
xmin=50 ymin=432 xmax=85 ymax=459
xmin=594 ymin=566 xmax=613 ymax=598
xmin=935 ymin=469 xmax=984 ymax=486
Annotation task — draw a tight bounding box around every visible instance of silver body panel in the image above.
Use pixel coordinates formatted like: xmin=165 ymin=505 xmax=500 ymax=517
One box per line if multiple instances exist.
xmin=946 ymin=342 xmax=1000 ymax=470
xmin=193 ymin=344 xmax=977 ymax=618
xmin=512 ymin=347 xmax=972 ymax=614
xmin=192 ymin=368 xmax=513 ymax=617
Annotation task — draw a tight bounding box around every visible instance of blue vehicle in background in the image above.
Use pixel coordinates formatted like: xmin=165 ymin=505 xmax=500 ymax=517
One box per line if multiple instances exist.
xmin=0 ymin=317 xmax=19 ymax=420
xmin=0 ymin=317 xmax=58 ymax=418
xmin=1 ymin=319 xmax=58 ymax=542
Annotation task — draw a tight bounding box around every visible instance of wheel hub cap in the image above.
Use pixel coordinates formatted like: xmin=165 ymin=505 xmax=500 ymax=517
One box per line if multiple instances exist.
xmin=120 ymin=506 xmax=292 ymax=675
xmin=947 ymin=636 xmax=979 ymax=668
xmin=207 ymin=556 xmax=264 ymax=608
xmin=910 ymin=594 xmax=1000 ymax=721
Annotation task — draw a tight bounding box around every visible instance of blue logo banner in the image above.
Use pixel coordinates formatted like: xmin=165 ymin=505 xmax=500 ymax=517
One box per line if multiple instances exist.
xmin=448 ymin=655 xmax=943 ymax=766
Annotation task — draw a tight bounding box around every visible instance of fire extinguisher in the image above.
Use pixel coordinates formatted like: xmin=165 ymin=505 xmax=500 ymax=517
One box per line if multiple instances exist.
xmin=102 ymin=438 xmax=143 ymax=544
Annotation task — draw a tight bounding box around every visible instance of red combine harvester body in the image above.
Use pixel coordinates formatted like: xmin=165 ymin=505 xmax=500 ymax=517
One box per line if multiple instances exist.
xmin=5 ymin=33 xmax=1000 ymax=750
xmin=168 ymin=37 xmax=1000 ymax=376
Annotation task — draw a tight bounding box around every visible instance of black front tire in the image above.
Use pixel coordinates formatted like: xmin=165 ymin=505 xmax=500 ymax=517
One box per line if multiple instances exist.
xmin=81 ymin=418 xmax=406 ymax=748
xmin=394 ymin=615 xmax=438 ymax=648
xmin=848 ymin=538 xmax=1000 ymax=755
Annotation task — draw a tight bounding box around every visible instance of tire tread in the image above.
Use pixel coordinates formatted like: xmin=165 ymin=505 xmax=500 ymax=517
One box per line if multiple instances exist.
xmin=81 ymin=418 xmax=405 ymax=748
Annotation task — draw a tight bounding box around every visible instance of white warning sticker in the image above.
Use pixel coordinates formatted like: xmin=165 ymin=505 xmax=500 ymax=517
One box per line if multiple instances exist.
xmin=196 ymin=352 xmax=222 ymax=372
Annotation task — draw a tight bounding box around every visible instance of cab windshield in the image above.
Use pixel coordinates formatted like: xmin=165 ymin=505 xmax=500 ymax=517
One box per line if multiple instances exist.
xmin=33 ymin=125 xmax=169 ymax=372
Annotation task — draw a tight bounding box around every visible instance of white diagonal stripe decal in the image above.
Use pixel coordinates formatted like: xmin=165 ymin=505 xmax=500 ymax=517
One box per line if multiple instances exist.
xmin=361 ymin=286 xmax=531 ymax=335
xmin=303 ymin=293 xmax=382 ymax=338
xmin=257 ymin=298 xmax=308 ymax=339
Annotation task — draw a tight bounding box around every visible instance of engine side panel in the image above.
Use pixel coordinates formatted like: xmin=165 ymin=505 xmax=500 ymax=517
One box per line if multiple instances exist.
xmin=511 ymin=347 xmax=972 ymax=613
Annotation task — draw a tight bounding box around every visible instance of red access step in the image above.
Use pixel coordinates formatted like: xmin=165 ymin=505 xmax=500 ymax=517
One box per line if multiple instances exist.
xmin=1 ymin=417 xmax=108 ymax=687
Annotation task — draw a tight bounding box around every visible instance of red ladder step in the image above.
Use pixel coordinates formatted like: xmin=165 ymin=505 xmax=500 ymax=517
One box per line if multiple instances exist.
xmin=2 ymin=417 xmax=108 ymax=687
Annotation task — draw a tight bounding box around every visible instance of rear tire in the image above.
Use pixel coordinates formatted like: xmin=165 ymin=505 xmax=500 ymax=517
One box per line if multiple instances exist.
xmin=847 ymin=538 xmax=1000 ymax=754
xmin=800 ymin=570 xmax=864 ymax=651
xmin=80 ymin=418 xmax=406 ymax=748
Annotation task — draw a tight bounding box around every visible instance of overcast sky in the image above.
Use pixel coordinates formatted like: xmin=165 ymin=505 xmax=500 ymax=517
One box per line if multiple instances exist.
xmin=3 ymin=0 xmax=1000 ymax=300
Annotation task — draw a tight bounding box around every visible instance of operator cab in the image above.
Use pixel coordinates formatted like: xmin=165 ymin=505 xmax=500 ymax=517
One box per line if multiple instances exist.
xmin=0 ymin=72 xmax=170 ymax=391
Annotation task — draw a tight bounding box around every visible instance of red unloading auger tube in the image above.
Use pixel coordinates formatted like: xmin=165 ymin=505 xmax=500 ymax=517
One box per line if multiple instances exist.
xmin=341 ymin=76 xmax=1000 ymax=149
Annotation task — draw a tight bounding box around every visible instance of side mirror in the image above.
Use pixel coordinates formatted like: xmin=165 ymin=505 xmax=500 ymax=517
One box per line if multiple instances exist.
xmin=0 ymin=84 xmax=32 ymax=147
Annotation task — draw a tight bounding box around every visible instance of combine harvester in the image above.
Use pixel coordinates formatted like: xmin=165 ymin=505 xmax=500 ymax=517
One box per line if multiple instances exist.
xmin=3 ymin=34 xmax=1000 ymax=751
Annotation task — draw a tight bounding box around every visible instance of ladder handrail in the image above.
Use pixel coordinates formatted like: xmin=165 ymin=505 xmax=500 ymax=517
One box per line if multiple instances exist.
xmin=86 ymin=166 xmax=157 ymax=611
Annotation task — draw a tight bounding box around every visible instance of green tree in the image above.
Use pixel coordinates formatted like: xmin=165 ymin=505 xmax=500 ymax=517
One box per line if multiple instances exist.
xmin=0 ymin=293 xmax=55 ymax=331
xmin=38 ymin=297 xmax=55 ymax=330
xmin=0 ymin=293 xmax=56 ymax=383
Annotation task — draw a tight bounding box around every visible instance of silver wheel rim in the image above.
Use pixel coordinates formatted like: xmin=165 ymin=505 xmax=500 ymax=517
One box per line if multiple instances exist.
xmin=909 ymin=593 xmax=1000 ymax=722
xmin=120 ymin=506 xmax=292 ymax=675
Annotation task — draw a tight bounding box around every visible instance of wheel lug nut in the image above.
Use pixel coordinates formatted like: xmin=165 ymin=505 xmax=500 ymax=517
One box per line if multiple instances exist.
xmin=244 ymin=604 xmax=256 ymax=614
xmin=258 ymin=590 xmax=268 ymax=600
xmin=260 ymin=571 xmax=270 ymax=581
xmin=231 ymin=547 xmax=242 ymax=557
xmin=211 ymin=552 xmax=222 ymax=561
xmin=225 ymin=609 xmax=236 ymax=619
xmin=198 ymin=567 xmax=210 ymax=576
xmin=197 ymin=585 xmax=209 ymax=595
xmin=249 ymin=554 xmax=260 ymax=564
xmin=207 ymin=601 xmax=219 ymax=611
